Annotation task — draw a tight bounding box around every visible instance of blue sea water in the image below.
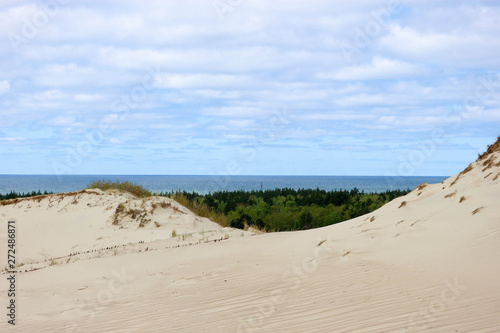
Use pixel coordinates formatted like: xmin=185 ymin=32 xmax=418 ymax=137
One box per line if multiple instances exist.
xmin=0 ymin=175 xmax=447 ymax=195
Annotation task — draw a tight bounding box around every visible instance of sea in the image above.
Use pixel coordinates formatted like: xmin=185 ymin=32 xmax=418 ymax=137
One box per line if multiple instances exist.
xmin=0 ymin=175 xmax=447 ymax=195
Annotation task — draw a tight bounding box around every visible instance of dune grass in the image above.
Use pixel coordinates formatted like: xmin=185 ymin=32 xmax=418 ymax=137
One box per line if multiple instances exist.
xmin=169 ymin=192 xmax=230 ymax=227
xmin=478 ymin=135 xmax=500 ymax=160
xmin=87 ymin=180 xmax=152 ymax=198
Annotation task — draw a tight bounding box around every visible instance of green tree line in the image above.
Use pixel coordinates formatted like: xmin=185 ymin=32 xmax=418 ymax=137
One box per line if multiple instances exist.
xmin=161 ymin=188 xmax=409 ymax=232
xmin=1 ymin=185 xmax=410 ymax=232
xmin=0 ymin=190 xmax=53 ymax=201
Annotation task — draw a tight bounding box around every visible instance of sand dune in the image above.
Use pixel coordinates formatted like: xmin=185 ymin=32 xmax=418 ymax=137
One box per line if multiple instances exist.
xmin=0 ymin=189 xmax=254 ymax=273
xmin=1 ymin=143 xmax=500 ymax=332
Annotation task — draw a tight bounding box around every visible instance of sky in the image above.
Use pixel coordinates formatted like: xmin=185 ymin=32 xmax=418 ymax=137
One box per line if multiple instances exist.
xmin=0 ymin=0 xmax=499 ymax=177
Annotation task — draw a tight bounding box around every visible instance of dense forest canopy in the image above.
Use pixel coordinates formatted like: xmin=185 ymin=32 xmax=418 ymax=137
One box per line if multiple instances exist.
xmin=162 ymin=188 xmax=410 ymax=232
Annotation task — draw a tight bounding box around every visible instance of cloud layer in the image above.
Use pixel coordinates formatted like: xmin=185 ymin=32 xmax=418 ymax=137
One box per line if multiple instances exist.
xmin=1 ymin=0 xmax=499 ymax=176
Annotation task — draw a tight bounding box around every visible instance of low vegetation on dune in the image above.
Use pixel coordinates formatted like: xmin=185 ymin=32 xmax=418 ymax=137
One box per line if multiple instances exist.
xmin=1 ymin=185 xmax=408 ymax=232
xmin=478 ymin=135 xmax=500 ymax=161
xmin=169 ymin=192 xmax=230 ymax=227
xmin=161 ymin=188 xmax=409 ymax=232
xmin=87 ymin=180 xmax=152 ymax=198
xmin=0 ymin=190 xmax=53 ymax=201
xmin=451 ymin=135 xmax=500 ymax=187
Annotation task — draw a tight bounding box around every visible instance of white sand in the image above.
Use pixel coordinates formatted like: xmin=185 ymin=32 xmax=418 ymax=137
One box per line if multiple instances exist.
xmin=1 ymin=150 xmax=500 ymax=332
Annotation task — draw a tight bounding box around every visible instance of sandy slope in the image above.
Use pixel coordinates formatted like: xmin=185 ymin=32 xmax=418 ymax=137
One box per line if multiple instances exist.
xmin=1 ymin=147 xmax=500 ymax=332
xmin=0 ymin=190 xmax=253 ymax=270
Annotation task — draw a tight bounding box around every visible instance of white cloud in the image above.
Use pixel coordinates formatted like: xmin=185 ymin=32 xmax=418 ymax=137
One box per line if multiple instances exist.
xmin=226 ymin=119 xmax=256 ymax=128
xmin=379 ymin=23 xmax=500 ymax=67
xmin=154 ymin=73 xmax=253 ymax=89
xmin=223 ymin=134 xmax=256 ymax=141
xmin=74 ymin=94 xmax=106 ymax=102
xmin=202 ymin=107 xmax=268 ymax=118
xmin=1 ymin=0 xmax=499 ymax=174
xmin=109 ymin=138 xmax=123 ymax=145
xmin=300 ymin=113 xmax=374 ymax=121
xmin=192 ymin=89 xmax=241 ymax=99
xmin=0 ymin=137 xmax=23 ymax=142
xmin=0 ymin=80 xmax=10 ymax=94
xmin=320 ymin=57 xmax=424 ymax=81
xmin=34 ymin=64 xmax=92 ymax=86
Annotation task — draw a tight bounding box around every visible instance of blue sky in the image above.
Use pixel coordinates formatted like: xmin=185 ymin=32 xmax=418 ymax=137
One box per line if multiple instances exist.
xmin=0 ymin=0 xmax=499 ymax=176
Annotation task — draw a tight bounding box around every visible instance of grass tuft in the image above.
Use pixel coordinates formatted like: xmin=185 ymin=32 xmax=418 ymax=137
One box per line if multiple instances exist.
xmin=444 ymin=191 xmax=457 ymax=199
xmin=450 ymin=164 xmax=473 ymax=187
xmin=477 ymin=135 xmax=500 ymax=161
xmin=472 ymin=207 xmax=484 ymax=215
xmin=169 ymin=193 xmax=230 ymax=227
xmin=87 ymin=180 xmax=152 ymax=198
xmin=416 ymin=183 xmax=428 ymax=191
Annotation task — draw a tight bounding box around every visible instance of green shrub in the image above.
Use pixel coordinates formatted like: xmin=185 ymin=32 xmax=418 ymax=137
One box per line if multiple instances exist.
xmin=230 ymin=218 xmax=245 ymax=229
xmin=115 ymin=203 xmax=125 ymax=214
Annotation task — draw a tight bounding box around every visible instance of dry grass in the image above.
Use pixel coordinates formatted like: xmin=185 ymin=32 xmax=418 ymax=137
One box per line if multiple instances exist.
xmin=138 ymin=218 xmax=150 ymax=228
xmin=398 ymin=201 xmax=407 ymax=208
xmin=370 ymin=216 xmax=375 ymax=222
xmin=127 ymin=208 xmax=143 ymax=219
xmin=170 ymin=193 xmax=229 ymax=227
xmin=116 ymin=203 xmax=125 ymax=213
xmin=459 ymin=196 xmax=467 ymax=203
xmin=150 ymin=201 xmax=171 ymax=213
xmin=450 ymin=164 xmax=473 ymax=187
xmin=112 ymin=202 xmax=127 ymax=225
xmin=462 ymin=164 xmax=474 ymax=174
xmin=172 ymin=205 xmax=186 ymax=214
xmin=246 ymin=223 xmax=266 ymax=233
xmin=112 ymin=202 xmax=151 ymax=227
xmin=416 ymin=183 xmax=428 ymax=191
xmin=494 ymin=172 xmax=500 ymax=181
xmin=0 ymin=189 xmax=97 ymax=206
xmin=481 ymin=156 xmax=496 ymax=172
xmin=472 ymin=207 xmax=484 ymax=215
xmin=0 ymin=198 xmax=20 ymax=206
xmin=444 ymin=191 xmax=457 ymax=199
xmin=477 ymin=135 xmax=500 ymax=161
xmin=87 ymin=180 xmax=152 ymax=198
xmin=483 ymin=156 xmax=495 ymax=166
